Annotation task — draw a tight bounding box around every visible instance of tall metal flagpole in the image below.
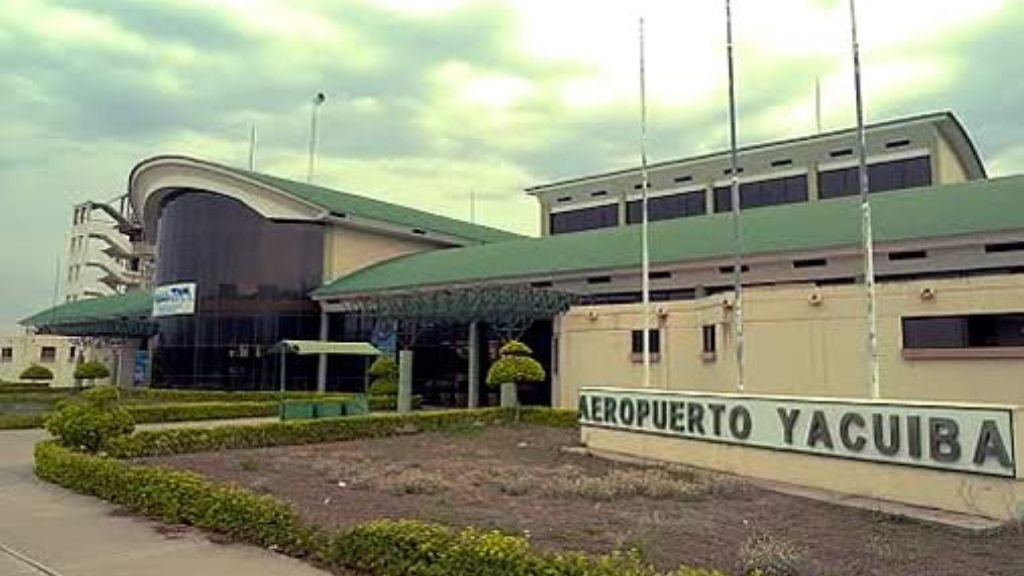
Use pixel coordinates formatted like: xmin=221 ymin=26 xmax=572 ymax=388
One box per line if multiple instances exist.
xmin=725 ymin=0 xmax=744 ymax=392
xmin=638 ymin=17 xmax=652 ymax=388
xmin=248 ymin=123 xmax=258 ymax=171
xmin=307 ymin=92 xmax=326 ymax=183
xmin=849 ymin=0 xmax=881 ymax=398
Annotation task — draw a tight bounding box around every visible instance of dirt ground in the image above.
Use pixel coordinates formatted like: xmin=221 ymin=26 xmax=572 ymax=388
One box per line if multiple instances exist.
xmin=145 ymin=425 xmax=1024 ymax=576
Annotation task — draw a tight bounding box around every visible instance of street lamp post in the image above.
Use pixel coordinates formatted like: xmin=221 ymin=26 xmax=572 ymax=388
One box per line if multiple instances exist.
xmin=307 ymin=92 xmax=327 ymax=183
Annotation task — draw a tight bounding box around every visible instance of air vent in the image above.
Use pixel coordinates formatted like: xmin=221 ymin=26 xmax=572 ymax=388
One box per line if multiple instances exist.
xmin=984 ymin=241 xmax=1024 ymax=254
xmin=771 ymin=159 xmax=793 ymax=167
xmin=723 ymin=167 xmax=745 ymax=175
xmin=633 ymin=183 xmax=648 ymax=190
xmin=887 ymin=250 xmax=927 ymax=261
xmin=556 ymin=196 xmax=573 ymax=203
xmin=885 ymin=139 xmax=911 ymax=149
xmin=586 ymin=276 xmax=612 ymax=285
xmin=411 ymin=228 xmax=427 ymax=235
xmin=718 ymin=265 xmax=750 ymax=274
xmin=530 ymin=281 xmax=553 ymax=288
xmin=673 ymin=175 xmax=693 ymax=183
xmin=830 ymin=148 xmax=853 ymax=158
xmin=649 ymin=271 xmax=672 ymax=280
xmin=793 ymin=258 xmax=828 ymax=269
xmin=590 ymin=190 xmax=608 ymax=198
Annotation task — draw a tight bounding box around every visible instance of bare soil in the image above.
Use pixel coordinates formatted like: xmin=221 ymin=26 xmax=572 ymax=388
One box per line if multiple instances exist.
xmin=145 ymin=425 xmax=1024 ymax=576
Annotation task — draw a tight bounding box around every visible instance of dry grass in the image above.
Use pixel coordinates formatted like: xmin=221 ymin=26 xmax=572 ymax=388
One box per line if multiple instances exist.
xmin=739 ymin=531 xmax=808 ymax=576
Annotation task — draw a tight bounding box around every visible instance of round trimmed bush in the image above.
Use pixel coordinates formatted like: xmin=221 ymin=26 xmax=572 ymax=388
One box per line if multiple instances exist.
xmin=19 ymin=364 xmax=54 ymax=382
xmin=486 ymin=341 xmax=545 ymax=388
xmin=45 ymin=385 xmax=134 ymax=452
xmin=74 ymin=360 xmax=110 ymax=385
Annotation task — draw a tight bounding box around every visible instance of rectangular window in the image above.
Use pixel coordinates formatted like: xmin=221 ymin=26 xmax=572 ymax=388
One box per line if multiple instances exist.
xmin=985 ymin=242 xmax=1024 ymax=254
xmin=40 ymin=347 xmax=57 ymax=363
xmin=0 ymin=348 xmax=12 ymax=363
xmin=631 ymin=329 xmax=661 ymax=355
xmin=586 ymin=276 xmax=612 ymax=285
xmin=714 ymin=174 xmax=809 ymax=213
xmin=903 ymin=313 xmax=1024 ymax=349
xmin=626 ymin=190 xmax=706 ymax=224
xmin=549 ymin=204 xmax=619 ymax=234
xmin=818 ymin=156 xmax=932 ymax=199
xmin=68 ymin=346 xmax=77 ymax=363
xmin=793 ymin=258 xmax=828 ymax=269
xmin=702 ymin=325 xmax=717 ymax=354
xmin=887 ymin=250 xmax=927 ymax=261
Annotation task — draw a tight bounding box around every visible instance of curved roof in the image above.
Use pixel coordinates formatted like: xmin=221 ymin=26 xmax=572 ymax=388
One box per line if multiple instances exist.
xmin=21 ymin=290 xmax=154 ymax=336
xmin=129 ymin=156 xmax=523 ymax=246
xmin=316 ymin=175 xmax=1024 ymax=299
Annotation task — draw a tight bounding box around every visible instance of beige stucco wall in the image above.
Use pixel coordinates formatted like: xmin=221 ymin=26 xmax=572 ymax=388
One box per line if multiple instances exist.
xmin=582 ymin=421 xmax=1024 ymax=520
xmin=322 ymin=224 xmax=441 ymax=282
xmin=0 ymin=333 xmax=116 ymax=387
xmin=557 ymin=274 xmax=1024 ymax=408
xmin=935 ymin=132 xmax=970 ymax=184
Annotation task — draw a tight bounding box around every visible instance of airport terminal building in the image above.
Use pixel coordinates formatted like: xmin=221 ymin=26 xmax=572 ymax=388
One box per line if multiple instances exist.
xmin=22 ymin=111 xmax=1024 ymax=408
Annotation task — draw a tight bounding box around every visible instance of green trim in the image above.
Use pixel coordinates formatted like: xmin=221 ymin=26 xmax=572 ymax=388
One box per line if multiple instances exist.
xmin=316 ymin=175 xmax=1024 ymax=298
xmin=21 ymin=290 xmax=154 ymax=333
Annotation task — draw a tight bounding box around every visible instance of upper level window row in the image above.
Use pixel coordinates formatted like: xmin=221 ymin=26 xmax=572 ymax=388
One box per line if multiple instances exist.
xmin=548 ymin=155 xmax=933 ymax=235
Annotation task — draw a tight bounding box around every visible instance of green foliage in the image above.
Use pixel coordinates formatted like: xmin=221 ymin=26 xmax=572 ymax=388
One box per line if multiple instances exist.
xmin=74 ymin=360 xmax=111 ymax=382
xmin=368 ymin=394 xmax=423 ymax=412
xmin=0 ymin=381 xmax=53 ymax=392
xmin=0 ymin=413 xmax=47 ymax=430
xmin=127 ymin=401 xmax=281 ymax=424
xmin=497 ymin=340 xmax=533 ymax=357
xmin=517 ymin=408 xmax=579 ymax=428
xmin=44 ymin=385 xmax=135 ymax=452
xmin=486 ymin=340 xmax=546 ymax=389
xmin=119 ymin=388 xmax=333 ymax=404
xmin=19 ymin=364 xmax=54 ymax=381
xmin=739 ymin=532 xmax=808 ymax=576
xmin=367 ymin=356 xmax=399 ymax=395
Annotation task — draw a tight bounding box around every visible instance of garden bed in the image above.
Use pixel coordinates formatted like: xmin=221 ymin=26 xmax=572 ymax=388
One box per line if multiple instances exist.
xmin=146 ymin=425 xmax=1024 ymax=576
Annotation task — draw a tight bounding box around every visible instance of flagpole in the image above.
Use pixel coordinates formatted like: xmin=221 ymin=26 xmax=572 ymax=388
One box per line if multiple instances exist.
xmin=725 ymin=0 xmax=744 ymax=393
xmin=849 ymin=0 xmax=881 ymax=398
xmin=638 ymin=17 xmax=652 ymax=389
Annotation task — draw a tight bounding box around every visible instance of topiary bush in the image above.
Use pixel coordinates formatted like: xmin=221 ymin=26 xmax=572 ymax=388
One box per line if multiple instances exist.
xmin=74 ymin=360 xmax=111 ymax=386
xmin=45 ymin=385 xmax=135 ymax=452
xmin=19 ymin=364 xmax=54 ymax=382
xmin=486 ymin=340 xmax=546 ymax=409
xmin=367 ymin=355 xmax=399 ymax=396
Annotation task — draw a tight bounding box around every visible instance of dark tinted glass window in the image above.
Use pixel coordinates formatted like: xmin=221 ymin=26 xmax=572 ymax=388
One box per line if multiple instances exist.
xmin=40 ymin=347 xmax=56 ymax=362
xmin=702 ymin=325 xmax=716 ymax=354
xmin=903 ymin=314 xmax=1024 ymax=349
xmin=819 ymin=156 xmax=932 ymax=199
xmin=549 ymin=204 xmax=619 ymax=234
xmin=626 ymin=190 xmax=706 ymax=224
xmin=631 ymin=329 xmax=661 ymax=354
xmin=714 ymin=175 xmax=808 ymax=213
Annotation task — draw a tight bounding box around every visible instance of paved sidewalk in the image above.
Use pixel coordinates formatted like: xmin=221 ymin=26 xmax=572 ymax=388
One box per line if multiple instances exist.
xmin=0 ymin=425 xmax=329 ymax=576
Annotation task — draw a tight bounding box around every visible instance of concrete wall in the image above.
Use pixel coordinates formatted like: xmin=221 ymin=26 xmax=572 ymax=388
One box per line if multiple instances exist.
xmin=557 ymin=274 xmax=1024 ymax=408
xmin=322 ymin=224 xmax=441 ymax=282
xmin=582 ymin=418 xmax=1024 ymax=520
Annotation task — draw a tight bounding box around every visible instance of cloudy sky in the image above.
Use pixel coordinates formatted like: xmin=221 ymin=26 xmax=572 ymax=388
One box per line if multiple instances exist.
xmin=1 ymin=0 xmax=1022 ymax=326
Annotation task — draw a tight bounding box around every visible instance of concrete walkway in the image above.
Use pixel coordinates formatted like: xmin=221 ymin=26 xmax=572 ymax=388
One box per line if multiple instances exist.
xmin=0 ymin=424 xmax=329 ymax=576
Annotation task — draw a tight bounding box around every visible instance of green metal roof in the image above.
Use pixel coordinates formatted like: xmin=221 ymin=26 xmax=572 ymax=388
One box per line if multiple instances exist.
xmin=315 ymin=175 xmax=1024 ymax=298
xmin=220 ymin=166 xmax=523 ymax=245
xmin=22 ymin=290 xmax=154 ymax=333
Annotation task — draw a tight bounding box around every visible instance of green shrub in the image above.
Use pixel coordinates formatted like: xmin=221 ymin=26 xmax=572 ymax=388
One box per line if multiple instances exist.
xmin=367 ymin=356 xmax=399 ymax=395
xmin=107 ymin=408 xmax=516 ymax=458
xmin=45 ymin=385 xmax=135 ymax=452
xmin=518 ymin=407 xmax=579 ymax=428
xmin=127 ymin=401 xmax=281 ymax=424
xmin=486 ymin=340 xmax=545 ymax=388
xmin=19 ymin=364 xmax=54 ymax=382
xmin=74 ymin=360 xmax=111 ymax=385
xmin=368 ymin=394 xmax=423 ymax=412
xmin=0 ymin=381 xmax=53 ymax=392
xmin=0 ymin=413 xmax=47 ymax=430
xmin=119 ymin=389 xmax=331 ymax=404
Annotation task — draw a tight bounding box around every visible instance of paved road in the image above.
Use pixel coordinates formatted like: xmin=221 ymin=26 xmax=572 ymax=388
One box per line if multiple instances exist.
xmin=0 ymin=425 xmax=329 ymax=576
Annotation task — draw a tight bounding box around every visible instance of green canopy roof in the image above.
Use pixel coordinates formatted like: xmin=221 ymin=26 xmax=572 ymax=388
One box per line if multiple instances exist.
xmin=314 ymin=175 xmax=1024 ymax=298
xmin=227 ymin=167 xmax=522 ymax=245
xmin=21 ymin=290 xmax=155 ymax=337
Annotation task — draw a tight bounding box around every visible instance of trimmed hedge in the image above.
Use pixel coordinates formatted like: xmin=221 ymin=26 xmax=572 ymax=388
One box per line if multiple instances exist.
xmin=35 ymin=409 xmax=719 ymax=576
xmin=0 ymin=413 xmax=46 ymax=430
xmin=0 ymin=382 xmax=57 ymax=393
xmin=106 ymin=408 xmax=517 ymax=458
xmin=368 ymin=394 xmax=423 ymax=411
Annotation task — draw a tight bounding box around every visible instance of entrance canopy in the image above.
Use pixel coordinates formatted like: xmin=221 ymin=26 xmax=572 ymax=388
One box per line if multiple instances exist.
xmin=269 ymin=340 xmax=381 ymax=356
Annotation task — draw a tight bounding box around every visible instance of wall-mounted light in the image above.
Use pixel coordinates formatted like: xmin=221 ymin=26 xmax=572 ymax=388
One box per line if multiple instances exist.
xmin=586 ymin=310 xmax=599 ymax=321
xmin=808 ymin=291 xmax=824 ymax=306
xmin=920 ymin=287 xmax=936 ymax=301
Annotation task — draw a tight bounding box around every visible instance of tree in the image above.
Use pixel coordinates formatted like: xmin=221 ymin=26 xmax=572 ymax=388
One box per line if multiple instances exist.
xmin=19 ymin=364 xmax=54 ymax=382
xmin=486 ymin=340 xmax=546 ymax=410
xmin=366 ymin=355 xmax=399 ymax=396
xmin=74 ymin=360 xmax=111 ymax=387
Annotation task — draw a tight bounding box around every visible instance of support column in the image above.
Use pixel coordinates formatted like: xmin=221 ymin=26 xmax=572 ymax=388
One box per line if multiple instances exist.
xmin=398 ymin=349 xmax=414 ymax=413
xmin=316 ymin=311 xmax=328 ymax=393
xmin=467 ymin=321 xmax=480 ymax=409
